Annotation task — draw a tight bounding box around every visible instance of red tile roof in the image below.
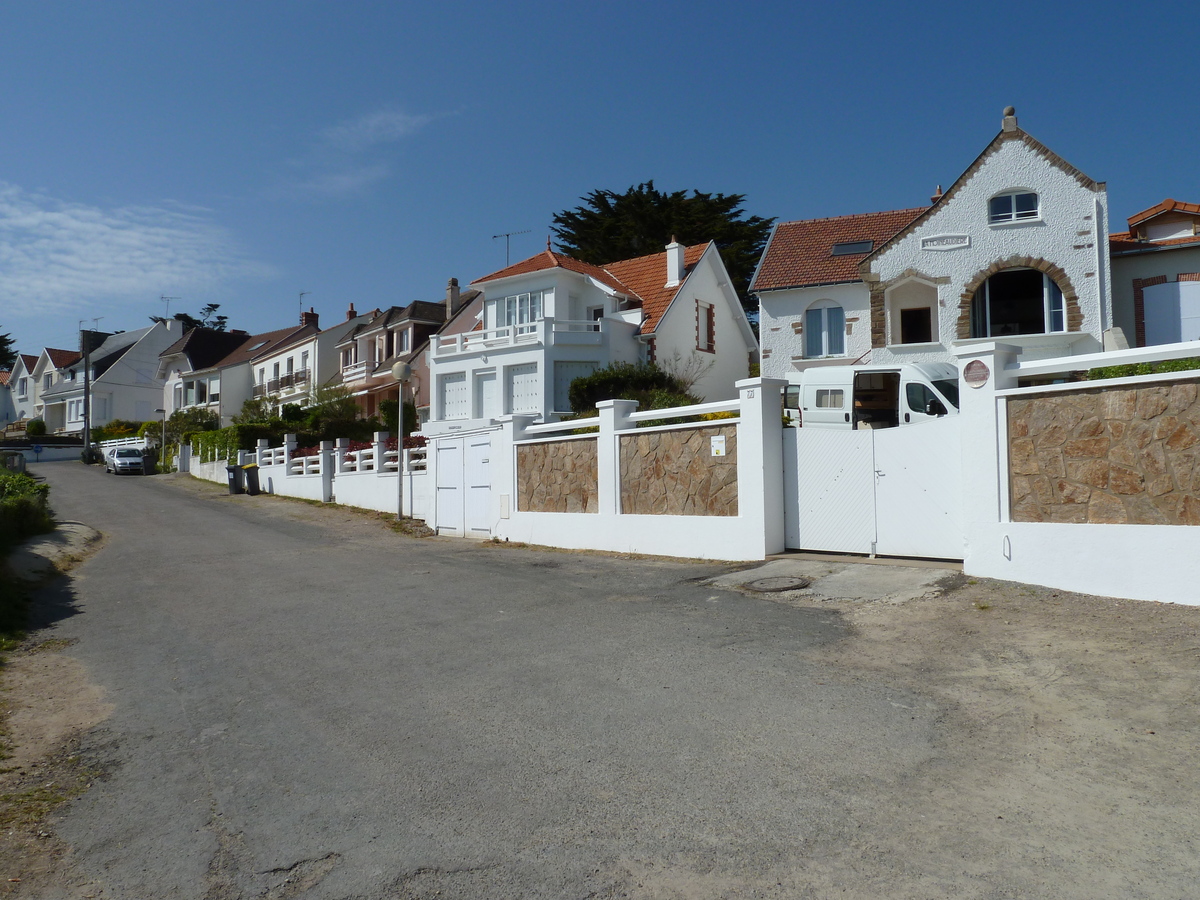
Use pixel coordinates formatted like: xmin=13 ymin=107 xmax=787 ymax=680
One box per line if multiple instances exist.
xmin=1127 ymin=198 xmax=1200 ymax=230
xmin=472 ymin=250 xmax=633 ymax=296
xmin=751 ymin=208 xmax=927 ymax=292
xmin=604 ymin=244 xmax=708 ymax=333
xmin=0 ymin=371 xmax=9 ymax=386
xmin=1110 ymin=231 xmax=1200 ymax=254
xmin=45 ymin=348 xmax=82 ymax=368
xmin=19 ymin=354 xmax=38 ymax=373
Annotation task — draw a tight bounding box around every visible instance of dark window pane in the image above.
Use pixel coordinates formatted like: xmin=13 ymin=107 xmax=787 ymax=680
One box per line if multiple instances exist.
xmin=989 ymin=195 xmax=1012 ymax=222
xmin=986 ymin=269 xmax=1045 ymax=335
xmin=900 ymin=307 xmax=933 ymax=343
xmin=1015 ymin=192 xmax=1039 ymax=217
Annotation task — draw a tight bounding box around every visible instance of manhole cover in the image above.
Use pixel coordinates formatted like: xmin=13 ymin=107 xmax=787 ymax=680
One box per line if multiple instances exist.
xmin=745 ymin=576 xmax=811 ymax=593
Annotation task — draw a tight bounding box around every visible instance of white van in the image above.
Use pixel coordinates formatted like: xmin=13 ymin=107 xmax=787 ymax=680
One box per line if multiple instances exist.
xmin=783 ymin=362 xmax=960 ymax=430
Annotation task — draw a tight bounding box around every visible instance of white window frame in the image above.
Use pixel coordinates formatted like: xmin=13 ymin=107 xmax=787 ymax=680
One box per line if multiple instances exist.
xmin=502 ymin=290 xmax=545 ymax=335
xmin=972 ymin=270 xmax=1066 ymax=337
xmin=803 ymin=301 xmax=846 ymax=358
xmin=989 ymin=190 xmax=1040 ymax=225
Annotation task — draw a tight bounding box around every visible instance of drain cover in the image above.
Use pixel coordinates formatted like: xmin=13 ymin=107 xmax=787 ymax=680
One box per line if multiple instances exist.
xmin=745 ymin=576 xmax=811 ymax=593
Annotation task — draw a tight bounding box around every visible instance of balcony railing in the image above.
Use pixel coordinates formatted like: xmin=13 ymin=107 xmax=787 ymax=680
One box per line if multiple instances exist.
xmin=431 ymin=317 xmax=610 ymax=358
xmin=341 ymin=360 xmax=368 ymax=379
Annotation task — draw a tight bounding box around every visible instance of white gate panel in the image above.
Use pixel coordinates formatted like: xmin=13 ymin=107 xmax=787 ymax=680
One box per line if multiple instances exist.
xmin=435 ymin=438 xmax=465 ymax=536
xmin=440 ymin=373 xmax=468 ymax=420
xmin=507 ymin=363 xmax=539 ymax=413
xmin=790 ymin=428 xmax=876 ymax=554
xmin=873 ymin=418 xmax=964 ymax=559
xmin=465 ymin=435 xmax=492 ymax=537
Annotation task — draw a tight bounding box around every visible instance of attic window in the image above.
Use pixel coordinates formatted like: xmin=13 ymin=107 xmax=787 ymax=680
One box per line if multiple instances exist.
xmin=831 ymin=240 xmax=874 ymax=256
xmin=989 ymin=191 xmax=1039 ymax=224
xmin=246 ymin=341 xmax=268 ymax=352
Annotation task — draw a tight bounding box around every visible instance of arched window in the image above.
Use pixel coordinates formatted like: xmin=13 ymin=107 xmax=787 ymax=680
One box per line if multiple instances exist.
xmin=804 ymin=301 xmax=845 ymax=357
xmin=989 ymin=191 xmax=1039 ymax=224
xmin=970 ymin=269 xmax=1065 ymax=337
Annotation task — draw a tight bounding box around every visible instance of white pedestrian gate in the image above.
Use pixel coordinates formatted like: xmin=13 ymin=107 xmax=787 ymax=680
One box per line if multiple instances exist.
xmin=784 ymin=417 xmax=964 ymax=560
xmin=433 ymin=433 xmax=494 ymax=538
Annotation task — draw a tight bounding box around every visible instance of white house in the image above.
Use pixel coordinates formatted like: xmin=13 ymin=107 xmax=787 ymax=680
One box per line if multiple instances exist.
xmin=755 ymin=107 xmax=1117 ymax=377
xmin=40 ymin=321 xmax=182 ymax=433
xmin=424 ymin=241 xmax=757 ymax=434
xmin=1109 ymin=199 xmax=1200 ymax=347
xmin=4 ymin=353 xmax=42 ymax=428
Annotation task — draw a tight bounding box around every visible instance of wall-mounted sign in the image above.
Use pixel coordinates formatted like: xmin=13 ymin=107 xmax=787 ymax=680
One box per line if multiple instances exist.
xmin=921 ymin=234 xmax=971 ymax=251
xmin=710 ymin=435 xmax=726 ymax=457
xmin=964 ymin=359 xmax=990 ymax=388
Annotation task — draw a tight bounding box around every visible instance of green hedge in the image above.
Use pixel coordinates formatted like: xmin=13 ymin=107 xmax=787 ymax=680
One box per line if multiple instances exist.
xmin=0 ymin=470 xmax=54 ymax=550
xmin=189 ymin=418 xmax=395 ymax=463
xmin=1086 ymin=356 xmax=1200 ymax=381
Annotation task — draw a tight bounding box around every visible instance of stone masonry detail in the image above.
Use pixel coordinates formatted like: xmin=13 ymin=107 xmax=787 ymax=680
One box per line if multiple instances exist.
xmin=620 ymin=425 xmax=738 ymax=517
xmin=1008 ymin=379 xmax=1200 ymax=525
xmin=958 ymin=256 xmax=1083 ymax=339
xmin=517 ymin=439 xmax=599 ymax=513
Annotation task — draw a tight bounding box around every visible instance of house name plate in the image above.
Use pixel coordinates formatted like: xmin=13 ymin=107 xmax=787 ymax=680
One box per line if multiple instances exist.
xmin=921 ymin=234 xmax=971 ymax=251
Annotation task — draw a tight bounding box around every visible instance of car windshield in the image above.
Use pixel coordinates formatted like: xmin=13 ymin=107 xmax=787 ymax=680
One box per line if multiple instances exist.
xmin=115 ymin=448 xmax=142 ymax=458
xmin=933 ymin=379 xmax=960 ymax=409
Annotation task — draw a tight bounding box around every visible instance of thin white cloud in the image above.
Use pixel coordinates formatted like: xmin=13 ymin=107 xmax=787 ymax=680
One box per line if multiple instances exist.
xmin=320 ymin=110 xmax=434 ymax=152
xmin=275 ymin=107 xmax=440 ymax=201
xmin=0 ymin=182 xmax=275 ymax=321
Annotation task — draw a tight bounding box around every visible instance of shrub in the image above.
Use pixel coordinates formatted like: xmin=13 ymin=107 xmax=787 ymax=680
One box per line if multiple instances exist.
xmin=567 ymin=362 xmax=696 ymax=416
xmin=1087 ymin=357 xmax=1200 ymax=381
xmin=25 ymin=419 xmax=46 ymax=437
xmin=91 ymin=419 xmax=144 ymax=442
xmin=0 ymin=470 xmax=54 ymax=550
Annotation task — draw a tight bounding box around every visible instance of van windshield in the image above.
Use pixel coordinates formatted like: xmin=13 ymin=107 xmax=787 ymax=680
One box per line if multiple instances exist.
xmin=933 ymin=379 xmax=960 ymax=409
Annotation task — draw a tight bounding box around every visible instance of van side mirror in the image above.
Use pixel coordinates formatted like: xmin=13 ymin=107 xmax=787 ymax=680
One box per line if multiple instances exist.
xmin=925 ymin=398 xmax=947 ymax=417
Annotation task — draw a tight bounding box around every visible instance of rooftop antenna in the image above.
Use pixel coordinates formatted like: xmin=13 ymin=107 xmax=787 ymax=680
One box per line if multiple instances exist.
xmin=492 ymin=229 xmax=531 ymax=266
xmin=299 ymin=291 xmax=311 ymax=323
xmin=161 ymin=295 xmax=180 ymax=318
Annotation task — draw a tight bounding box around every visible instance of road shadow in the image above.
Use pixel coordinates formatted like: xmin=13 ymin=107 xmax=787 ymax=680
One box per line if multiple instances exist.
xmin=25 ymin=573 xmax=83 ymax=633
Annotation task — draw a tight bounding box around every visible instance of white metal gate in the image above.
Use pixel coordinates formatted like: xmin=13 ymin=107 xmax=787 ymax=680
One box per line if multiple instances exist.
xmin=784 ymin=418 xmax=963 ymax=559
xmin=433 ymin=433 xmax=494 ymax=538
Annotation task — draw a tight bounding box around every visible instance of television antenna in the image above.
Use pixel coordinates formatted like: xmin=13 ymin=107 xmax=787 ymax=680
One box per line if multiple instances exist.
xmin=492 ymin=229 xmax=531 ymax=265
xmin=299 ymin=291 xmax=311 ymax=322
xmin=161 ymin=296 xmax=180 ymax=318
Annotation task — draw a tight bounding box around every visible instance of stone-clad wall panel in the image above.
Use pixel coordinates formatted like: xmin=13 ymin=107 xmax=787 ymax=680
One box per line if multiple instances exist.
xmin=620 ymin=425 xmax=738 ymax=517
xmin=517 ymin=439 xmax=598 ymax=513
xmin=1008 ymin=379 xmax=1200 ymax=524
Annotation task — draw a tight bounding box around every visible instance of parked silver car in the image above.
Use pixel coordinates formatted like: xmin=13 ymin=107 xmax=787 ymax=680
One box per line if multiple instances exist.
xmin=106 ymin=447 xmax=147 ymax=475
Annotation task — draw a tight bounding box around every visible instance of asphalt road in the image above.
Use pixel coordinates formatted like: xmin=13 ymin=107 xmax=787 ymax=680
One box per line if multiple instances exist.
xmin=33 ymin=462 xmax=938 ymax=899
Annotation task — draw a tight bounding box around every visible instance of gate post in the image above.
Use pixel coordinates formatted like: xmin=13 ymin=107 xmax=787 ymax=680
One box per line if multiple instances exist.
xmin=596 ymin=399 xmax=638 ymax=517
xmin=736 ymin=377 xmax=787 ymax=557
xmin=319 ymin=440 xmax=335 ymax=502
xmin=953 ymin=342 xmax=1021 ymax=569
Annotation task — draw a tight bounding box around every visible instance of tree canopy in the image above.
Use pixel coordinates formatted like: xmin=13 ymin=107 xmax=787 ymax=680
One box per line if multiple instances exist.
xmin=151 ymin=303 xmax=228 ymax=331
xmin=0 ymin=330 xmax=16 ymax=370
xmin=551 ymin=181 xmax=774 ymax=310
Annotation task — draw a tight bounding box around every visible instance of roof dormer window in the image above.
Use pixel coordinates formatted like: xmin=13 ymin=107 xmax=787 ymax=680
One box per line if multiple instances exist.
xmin=831 ymin=240 xmax=873 ymax=256
xmin=989 ymin=191 xmax=1039 ymax=224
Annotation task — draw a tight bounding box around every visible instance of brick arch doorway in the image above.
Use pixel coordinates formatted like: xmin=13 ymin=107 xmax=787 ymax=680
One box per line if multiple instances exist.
xmin=957 ymin=257 xmax=1083 ymax=339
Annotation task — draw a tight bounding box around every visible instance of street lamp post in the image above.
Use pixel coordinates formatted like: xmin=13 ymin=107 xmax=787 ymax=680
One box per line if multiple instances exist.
xmin=154 ymin=408 xmax=166 ymax=473
xmin=390 ymin=362 xmax=412 ymax=521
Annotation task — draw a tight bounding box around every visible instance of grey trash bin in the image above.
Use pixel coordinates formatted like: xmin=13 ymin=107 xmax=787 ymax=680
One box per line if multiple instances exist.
xmin=242 ymin=463 xmax=261 ymax=495
xmin=226 ymin=464 xmax=246 ymax=494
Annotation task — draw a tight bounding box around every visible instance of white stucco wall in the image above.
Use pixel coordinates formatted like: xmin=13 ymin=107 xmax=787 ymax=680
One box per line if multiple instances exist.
xmin=653 ymin=247 xmax=754 ymax=401
xmin=758 ymin=282 xmax=870 ymax=379
xmin=871 ymin=136 xmax=1111 ymax=364
xmin=1110 ymin=245 xmax=1200 ymax=343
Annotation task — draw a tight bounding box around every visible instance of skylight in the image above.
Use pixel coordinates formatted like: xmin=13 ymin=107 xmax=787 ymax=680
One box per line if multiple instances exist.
xmin=247 ymin=341 xmax=268 ymax=351
xmin=831 ymin=240 xmax=873 ymax=256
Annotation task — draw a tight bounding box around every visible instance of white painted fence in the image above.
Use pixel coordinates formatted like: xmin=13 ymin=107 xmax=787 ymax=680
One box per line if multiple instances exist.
xmin=186 ymin=432 xmax=431 ymax=518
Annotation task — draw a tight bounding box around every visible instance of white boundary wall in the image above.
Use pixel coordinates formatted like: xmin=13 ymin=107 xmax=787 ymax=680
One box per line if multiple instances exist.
xmin=186 ymin=432 xmax=432 ymax=518
xmin=956 ymin=339 xmax=1200 ymax=605
xmin=482 ymin=378 xmax=786 ymax=561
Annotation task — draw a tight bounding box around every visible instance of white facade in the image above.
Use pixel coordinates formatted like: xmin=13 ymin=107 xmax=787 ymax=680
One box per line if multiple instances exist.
xmin=759 ymin=281 xmax=871 ymax=375
xmin=425 ymin=244 xmax=756 ymax=435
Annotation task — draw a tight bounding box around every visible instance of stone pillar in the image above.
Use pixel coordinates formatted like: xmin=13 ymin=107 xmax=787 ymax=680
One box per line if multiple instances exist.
xmin=283 ymin=433 xmax=298 ymax=473
xmin=494 ymin=414 xmax=537 ymax=524
xmin=596 ymin=399 xmax=638 ymax=517
xmin=736 ymin=377 xmax=787 ymax=556
xmin=335 ymin=437 xmax=351 ymax=473
xmin=178 ymin=443 xmax=192 ymax=474
xmin=256 ymin=438 xmax=269 ymax=466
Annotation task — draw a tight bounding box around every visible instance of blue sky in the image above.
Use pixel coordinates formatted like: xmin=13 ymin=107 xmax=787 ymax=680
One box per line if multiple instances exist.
xmin=2 ymin=0 xmax=1197 ymax=356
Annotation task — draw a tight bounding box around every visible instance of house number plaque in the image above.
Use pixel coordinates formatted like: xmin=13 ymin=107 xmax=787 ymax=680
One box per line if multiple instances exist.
xmin=710 ymin=436 xmax=727 ymax=457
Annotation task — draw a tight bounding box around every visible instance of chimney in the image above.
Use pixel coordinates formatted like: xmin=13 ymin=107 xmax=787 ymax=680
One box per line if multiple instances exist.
xmin=931 ymin=184 xmax=943 ymax=204
xmin=1002 ymin=105 xmax=1018 ymax=133
xmin=300 ymin=307 xmax=320 ymax=329
xmin=446 ymin=277 xmax=461 ymax=320
xmin=665 ymin=238 xmax=685 ymax=287
xmin=346 ymin=302 xmax=357 ymax=321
